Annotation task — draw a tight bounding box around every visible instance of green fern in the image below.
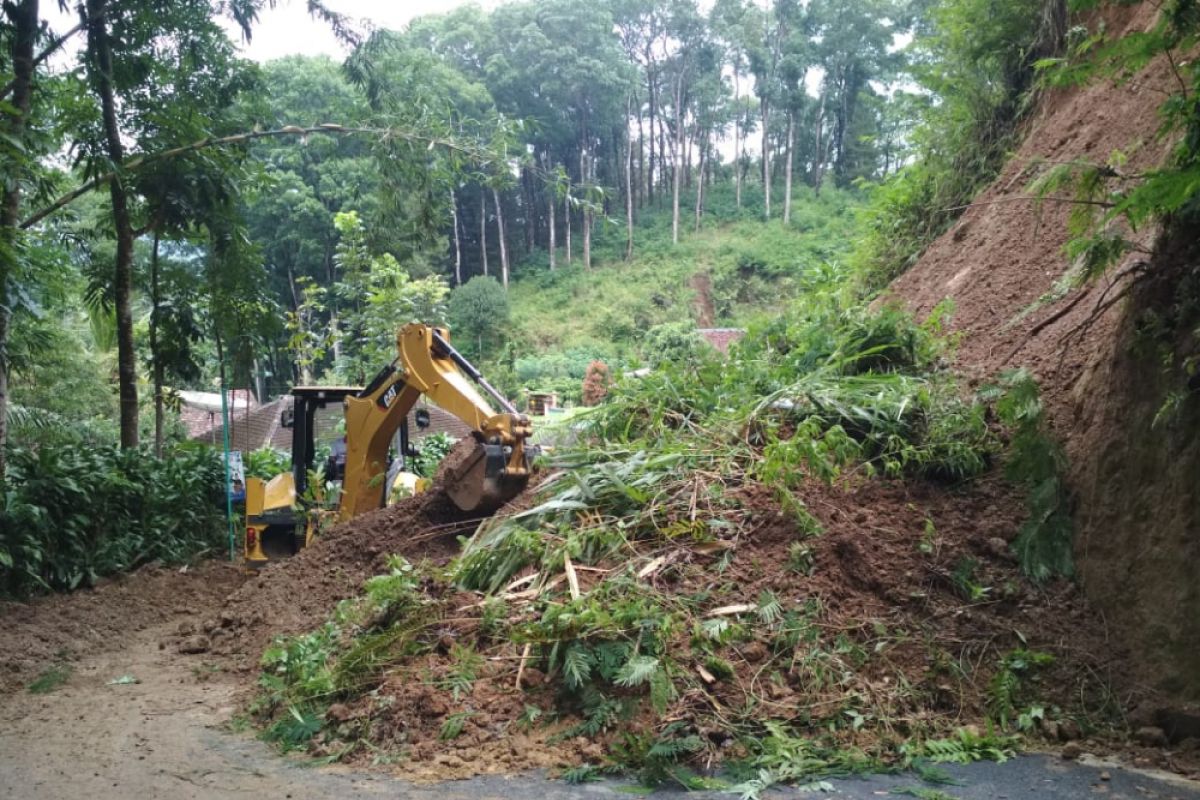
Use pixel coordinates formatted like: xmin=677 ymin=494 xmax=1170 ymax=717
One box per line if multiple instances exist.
xmin=439 ymin=710 xmax=475 ymax=741
xmin=562 ymin=644 xmax=593 ymax=689
xmin=756 ymin=590 xmax=784 ymax=625
xmin=439 ymin=644 xmax=484 ymax=701
xmin=615 ymin=655 xmax=660 ymax=687
xmin=561 ymin=764 xmax=605 ymax=784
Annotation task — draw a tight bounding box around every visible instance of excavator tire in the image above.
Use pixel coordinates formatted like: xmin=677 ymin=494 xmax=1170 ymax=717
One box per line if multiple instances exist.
xmin=436 ymin=436 xmax=527 ymax=513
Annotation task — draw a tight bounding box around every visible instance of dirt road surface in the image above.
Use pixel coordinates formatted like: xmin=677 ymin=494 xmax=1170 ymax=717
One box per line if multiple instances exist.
xmin=2 ymin=562 xmax=1199 ymax=800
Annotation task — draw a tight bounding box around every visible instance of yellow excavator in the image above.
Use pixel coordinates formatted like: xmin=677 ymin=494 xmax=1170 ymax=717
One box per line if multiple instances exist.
xmin=243 ymin=323 xmax=533 ymax=566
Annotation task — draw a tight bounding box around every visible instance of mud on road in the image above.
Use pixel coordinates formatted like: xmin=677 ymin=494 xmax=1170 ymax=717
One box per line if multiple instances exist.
xmin=1 ymin=556 xmax=1199 ymax=800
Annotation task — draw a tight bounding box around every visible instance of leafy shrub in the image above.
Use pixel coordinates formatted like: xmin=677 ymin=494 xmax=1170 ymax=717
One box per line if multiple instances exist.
xmin=245 ymin=447 xmax=291 ymax=480
xmin=0 ymin=444 xmax=226 ymax=597
xmin=639 ymin=322 xmax=707 ymax=369
xmin=982 ymin=369 xmax=1074 ymax=581
xmin=410 ymin=431 xmax=454 ymax=478
xmin=447 ymin=275 xmax=510 ymax=360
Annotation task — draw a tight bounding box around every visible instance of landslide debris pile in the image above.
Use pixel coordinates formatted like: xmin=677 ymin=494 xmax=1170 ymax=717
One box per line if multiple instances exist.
xmin=241 ymin=303 xmax=1164 ymax=789
xmin=211 ymin=492 xmax=480 ymax=664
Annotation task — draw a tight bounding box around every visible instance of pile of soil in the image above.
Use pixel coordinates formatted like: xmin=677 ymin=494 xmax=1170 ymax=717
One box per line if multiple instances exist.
xmin=254 ymin=473 xmax=1199 ymax=781
xmin=0 ymin=560 xmax=245 ymax=693
xmin=206 ymin=491 xmax=482 ymax=666
xmin=887 ymin=1 xmax=1200 ymax=702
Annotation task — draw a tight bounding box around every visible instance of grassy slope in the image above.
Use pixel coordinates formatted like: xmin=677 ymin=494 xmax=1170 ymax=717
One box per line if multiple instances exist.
xmin=506 ymin=183 xmax=862 ymax=358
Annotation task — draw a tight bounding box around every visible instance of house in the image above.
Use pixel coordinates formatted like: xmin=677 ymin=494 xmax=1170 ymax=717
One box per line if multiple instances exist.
xmin=188 ymin=393 xmax=472 ymax=455
xmin=177 ymin=389 xmax=256 ymax=443
xmin=697 ymin=328 xmax=745 ymax=354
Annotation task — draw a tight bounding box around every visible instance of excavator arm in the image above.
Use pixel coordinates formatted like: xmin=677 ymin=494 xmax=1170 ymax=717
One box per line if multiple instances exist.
xmin=339 ymin=323 xmax=533 ymax=518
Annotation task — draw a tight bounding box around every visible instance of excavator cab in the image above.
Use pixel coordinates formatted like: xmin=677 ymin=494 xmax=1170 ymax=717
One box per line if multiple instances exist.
xmin=244 ymin=323 xmax=533 ymax=567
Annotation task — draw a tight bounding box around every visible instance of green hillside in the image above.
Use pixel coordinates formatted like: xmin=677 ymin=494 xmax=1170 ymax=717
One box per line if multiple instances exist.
xmin=498 ymin=184 xmax=861 ymax=401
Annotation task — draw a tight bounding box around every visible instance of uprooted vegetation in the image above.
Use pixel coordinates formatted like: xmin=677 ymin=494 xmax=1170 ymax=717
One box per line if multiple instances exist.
xmin=248 ymin=296 xmax=1123 ymax=790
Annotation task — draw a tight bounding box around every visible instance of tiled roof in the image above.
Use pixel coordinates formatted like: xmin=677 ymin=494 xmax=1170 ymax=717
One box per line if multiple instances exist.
xmin=189 ymin=394 xmax=474 ymax=454
xmin=177 ymin=389 xmax=257 ymax=440
xmin=697 ymin=328 xmax=746 ymax=354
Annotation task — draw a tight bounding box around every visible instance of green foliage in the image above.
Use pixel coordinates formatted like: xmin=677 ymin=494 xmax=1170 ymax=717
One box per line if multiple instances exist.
xmin=439 ymin=644 xmax=484 ymax=701
xmin=892 ymin=789 xmax=964 ymax=800
xmin=730 ymin=721 xmax=876 ymax=799
xmin=439 ymin=710 xmax=475 ymax=741
xmin=851 ymin=0 xmax=1064 ymax=290
xmin=988 ymin=649 xmax=1055 ymax=728
xmin=950 ymin=558 xmax=990 ymax=602
xmin=515 ymin=347 xmax=615 ymax=404
xmin=1030 ymin=1 xmax=1200 ymax=281
xmin=27 ymin=664 xmax=72 ymax=695
xmin=909 ymin=728 xmax=1017 ymax=764
xmin=0 ymin=444 xmax=225 ymax=598
xmin=244 ymin=447 xmax=291 ymax=480
xmin=448 ymin=275 xmax=510 ymax=360
xmin=640 ymin=322 xmax=707 ymax=369
xmin=410 ymin=432 xmax=454 ymax=479
xmin=330 ymin=210 xmax=450 ymax=382
xmin=982 ymin=370 xmax=1074 ymax=581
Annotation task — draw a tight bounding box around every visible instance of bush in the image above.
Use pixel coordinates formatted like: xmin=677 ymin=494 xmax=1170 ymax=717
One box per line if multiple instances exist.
xmin=0 ymin=444 xmax=227 ymax=597
xmin=447 ymin=275 xmax=510 ymax=360
xmin=640 ymin=322 xmax=707 ymax=369
xmin=245 ymin=447 xmax=291 ymax=480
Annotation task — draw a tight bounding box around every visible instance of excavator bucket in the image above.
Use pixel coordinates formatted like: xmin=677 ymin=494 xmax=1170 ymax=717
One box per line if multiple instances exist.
xmin=437 ymin=437 xmax=529 ymax=513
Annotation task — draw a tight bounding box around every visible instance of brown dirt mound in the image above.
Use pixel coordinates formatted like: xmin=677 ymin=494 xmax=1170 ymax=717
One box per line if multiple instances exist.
xmin=0 ymin=560 xmax=246 ymax=694
xmin=886 ymin=1 xmax=1200 ymax=703
xmin=270 ymin=475 xmax=1199 ymax=781
xmin=210 ymin=490 xmax=485 ymax=666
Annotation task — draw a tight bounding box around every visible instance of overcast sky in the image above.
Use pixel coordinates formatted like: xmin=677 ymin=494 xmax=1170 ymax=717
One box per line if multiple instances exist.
xmin=220 ymin=1 xmax=501 ymax=61
xmin=45 ymin=1 xmax=499 ymax=63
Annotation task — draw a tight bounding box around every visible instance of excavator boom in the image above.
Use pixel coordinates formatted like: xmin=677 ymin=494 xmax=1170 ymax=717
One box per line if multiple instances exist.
xmin=341 ymin=323 xmax=532 ymax=518
xmin=244 ymin=323 xmax=533 ymax=566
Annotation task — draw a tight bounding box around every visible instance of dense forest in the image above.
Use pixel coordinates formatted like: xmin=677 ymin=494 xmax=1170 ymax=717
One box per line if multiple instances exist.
xmin=3 ymin=0 xmax=1199 ymax=591
xmin=0 ymin=0 xmax=1046 ymax=457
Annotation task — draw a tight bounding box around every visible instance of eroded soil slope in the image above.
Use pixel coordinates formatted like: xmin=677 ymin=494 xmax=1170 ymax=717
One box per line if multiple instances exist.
xmin=887 ymin=1 xmax=1200 ymax=701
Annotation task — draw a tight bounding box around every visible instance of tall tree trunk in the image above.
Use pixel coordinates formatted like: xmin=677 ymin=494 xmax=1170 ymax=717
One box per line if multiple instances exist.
xmin=637 ymin=100 xmax=646 ymax=209
xmin=761 ymin=97 xmax=771 ymax=221
xmin=150 ymin=231 xmax=164 ymax=457
xmin=544 ymin=154 xmax=557 ymax=271
xmin=564 ymin=181 xmax=572 ymax=264
xmin=672 ymin=73 xmax=684 ymax=245
xmin=0 ymin=0 xmax=38 ymax=480
xmin=733 ymin=60 xmax=742 ymax=210
xmin=784 ymin=110 xmax=794 ymax=224
xmin=521 ymin=167 xmax=534 ymax=255
xmin=646 ymin=61 xmax=656 ymax=203
xmin=625 ymin=96 xmax=634 ymax=261
xmin=694 ymin=131 xmax=706 ymax=232
xmin=450 ymin=189 xmax=462 ymax=285
xmin=684 ymin=129 xmax=692 ymax=190
xmin=580 ymin=148 xmax=591 ymax=270
xmin=658 ymin=103 xmax=667 ymax=209
xmin=813 ymin=91 xmax=827 ymax=195
xmin=492 ymin=187 xmax=508 ymax=288
xmin=86 ymin=0 xmax=139 ymax=449
xmin=479 ymin=188 xmax=488 ymax=276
